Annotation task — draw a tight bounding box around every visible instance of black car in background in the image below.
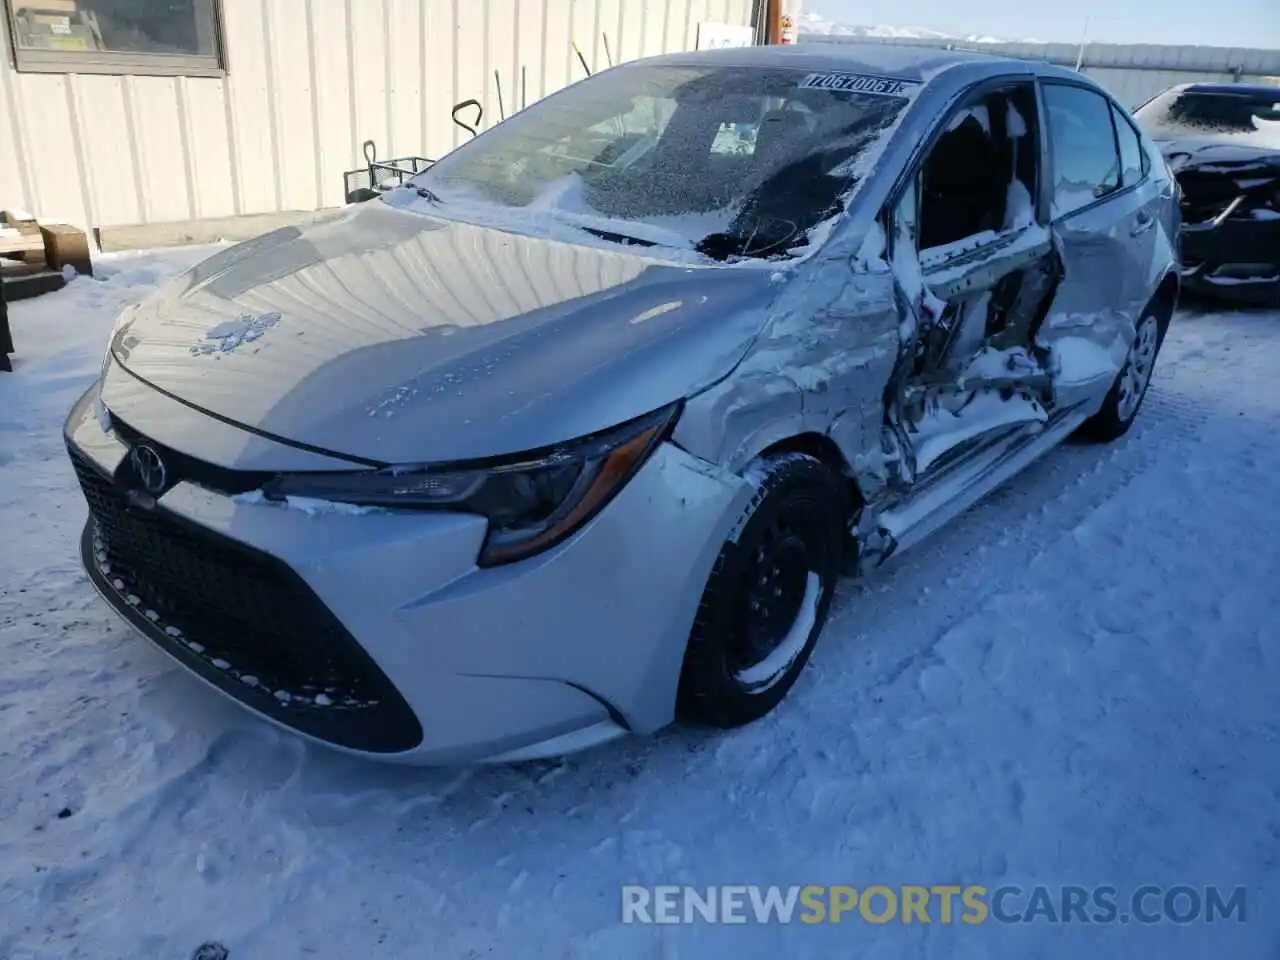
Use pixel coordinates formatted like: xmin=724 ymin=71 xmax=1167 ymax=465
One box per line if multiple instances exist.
xmin=1135 ymin=83 xmax=1280 ymax=305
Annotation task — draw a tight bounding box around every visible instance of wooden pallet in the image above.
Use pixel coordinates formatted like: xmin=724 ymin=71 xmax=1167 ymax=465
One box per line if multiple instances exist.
xmin=0 ymin=216 xmax=44 ymax=260
xmin=0 ymin=211 xmax=93 ymax=276
xmin=1 ymin=211 xmax=94 ymax=371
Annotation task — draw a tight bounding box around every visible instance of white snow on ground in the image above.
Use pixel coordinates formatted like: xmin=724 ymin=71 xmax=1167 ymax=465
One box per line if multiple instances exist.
xmin=2 ymin=253 xmax=1280 ymax=958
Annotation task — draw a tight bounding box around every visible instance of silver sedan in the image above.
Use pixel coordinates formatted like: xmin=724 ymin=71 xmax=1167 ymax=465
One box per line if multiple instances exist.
xmin=65 ymin=42 xmax=1179 ymax=764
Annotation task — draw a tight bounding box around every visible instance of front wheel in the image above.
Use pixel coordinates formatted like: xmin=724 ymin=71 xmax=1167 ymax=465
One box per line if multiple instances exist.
xmin=1079 ymin=310 xmax=1163 ymax=443
xmin=677 ymin=453 xmax=846 ymax=728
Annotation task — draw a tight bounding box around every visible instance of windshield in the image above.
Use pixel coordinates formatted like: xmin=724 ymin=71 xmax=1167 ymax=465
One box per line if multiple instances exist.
xmin=411 ymin=62 xmax=912 ymax=260
xmin=1134 ymin=88 xmax=1280 ymax=147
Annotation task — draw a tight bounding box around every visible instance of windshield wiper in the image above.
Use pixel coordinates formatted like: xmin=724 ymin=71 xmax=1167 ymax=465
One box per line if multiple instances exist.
xmin=578 ymin=225 xmax=658 ymax=248
xmin=412 ymin=184 xmax=444 ymax=204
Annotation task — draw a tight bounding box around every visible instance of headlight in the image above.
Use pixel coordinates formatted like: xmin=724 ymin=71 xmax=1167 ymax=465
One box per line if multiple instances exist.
xmin=265 ymin=402 xmax=681 ymax=566
xmin=108 ymin=303 xmax=139 ymax=345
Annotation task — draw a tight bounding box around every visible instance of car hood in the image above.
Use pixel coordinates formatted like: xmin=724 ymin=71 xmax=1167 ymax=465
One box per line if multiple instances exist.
xmin=1157 ymin=136 xmax=1280 ymax=176
xmin=109 ymin=202 xmax=776 ymax=465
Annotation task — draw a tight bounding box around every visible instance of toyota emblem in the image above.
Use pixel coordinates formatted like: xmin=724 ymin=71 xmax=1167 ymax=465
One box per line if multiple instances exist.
xmin=130 ymin=444 xmax=168 ymax=495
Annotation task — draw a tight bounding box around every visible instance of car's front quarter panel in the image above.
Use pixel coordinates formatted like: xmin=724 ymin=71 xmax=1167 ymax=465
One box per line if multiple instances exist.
xmin=672 ymin=251 xmax=898 ymax=490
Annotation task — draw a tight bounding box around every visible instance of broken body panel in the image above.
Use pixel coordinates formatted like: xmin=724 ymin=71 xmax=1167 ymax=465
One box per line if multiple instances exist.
xmin=1168 ymin=143 xmax=1280 ymax=303
xmin=680 ymin=60 xmax=1177 ymax=569
xmin=1134 ymin=83 xmax=1280 ymax=303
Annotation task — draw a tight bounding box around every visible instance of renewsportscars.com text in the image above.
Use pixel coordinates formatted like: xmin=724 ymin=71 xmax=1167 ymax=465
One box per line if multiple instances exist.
xmin=621 ymin=884 xmax=1247 ymax=926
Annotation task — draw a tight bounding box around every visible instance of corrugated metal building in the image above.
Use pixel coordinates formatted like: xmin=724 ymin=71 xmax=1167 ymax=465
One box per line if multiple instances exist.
xmin=804 ymin=33 xmax=1280 ymax=109
xmin=0 ymin=0 xmax=758 ymax=237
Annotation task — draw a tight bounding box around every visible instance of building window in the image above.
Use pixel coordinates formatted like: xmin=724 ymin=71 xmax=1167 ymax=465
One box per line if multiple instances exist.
xmin=5 ymin=0 xmax=224 ymax=77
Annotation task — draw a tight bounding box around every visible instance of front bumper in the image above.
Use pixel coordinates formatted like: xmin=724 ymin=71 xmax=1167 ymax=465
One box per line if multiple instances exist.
xmin=1179 ymin=212 xmax=1280 ymax=304
xmin=65 ymin=384 xmax=751 ymax=764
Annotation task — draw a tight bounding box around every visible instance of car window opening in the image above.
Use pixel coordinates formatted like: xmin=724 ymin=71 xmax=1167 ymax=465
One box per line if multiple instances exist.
xmin=917 ymin=84 xmax=1041 ymax=252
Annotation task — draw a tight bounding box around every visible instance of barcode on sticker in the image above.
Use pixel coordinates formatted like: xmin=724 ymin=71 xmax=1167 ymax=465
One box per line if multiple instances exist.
xmin=799 ymin=73 xmax=920 ymax=96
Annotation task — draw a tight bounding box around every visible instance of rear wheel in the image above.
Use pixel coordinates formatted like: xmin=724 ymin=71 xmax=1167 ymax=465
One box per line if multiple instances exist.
xmin=677 ymin=453 xmax=846 ymax=728
xmin=1079 ymin=309 xmax=1163 ymax=443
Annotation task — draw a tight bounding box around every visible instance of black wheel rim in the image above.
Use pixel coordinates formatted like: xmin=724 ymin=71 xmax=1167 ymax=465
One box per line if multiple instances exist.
xmin=729 ymin=498 xmax=830 ymax=678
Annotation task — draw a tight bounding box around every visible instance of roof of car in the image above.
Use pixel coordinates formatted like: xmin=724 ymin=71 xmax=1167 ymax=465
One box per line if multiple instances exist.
xmin=634 ymin=41 xmax=1010 ymax=84
xmin=1169 ymin=82 xmax=1280 ymax=97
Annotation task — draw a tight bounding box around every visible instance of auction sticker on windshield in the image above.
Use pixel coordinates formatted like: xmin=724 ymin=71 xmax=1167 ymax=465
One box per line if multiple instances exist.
xmin=799 ymin=73 xmax=921 ymax=96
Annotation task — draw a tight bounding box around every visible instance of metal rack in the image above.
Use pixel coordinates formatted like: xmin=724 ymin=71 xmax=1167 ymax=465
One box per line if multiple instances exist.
xmin=343 ymin=140 xmax=434 ymax=204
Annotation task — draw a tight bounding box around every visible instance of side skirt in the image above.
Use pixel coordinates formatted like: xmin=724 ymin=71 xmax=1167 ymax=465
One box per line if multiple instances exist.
xmin=854 ymin=405 xmax=1090 ymax=569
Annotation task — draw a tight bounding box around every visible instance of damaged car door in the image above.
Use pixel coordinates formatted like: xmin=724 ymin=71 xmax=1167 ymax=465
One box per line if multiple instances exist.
xmin=882 ymin=79 xmax=1060 ymax=485
xmin=1034 ymin=81 xmax=1162 ymax=412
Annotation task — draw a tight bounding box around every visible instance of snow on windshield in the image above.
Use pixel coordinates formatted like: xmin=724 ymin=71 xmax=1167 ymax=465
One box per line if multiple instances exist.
xmin=525 ymin=173 xmax=737 ymax=249
xmin=1136 ymin=89 xmax=1280 ymax=147
xmin=412 ymin=62 xmax=918 ymax=261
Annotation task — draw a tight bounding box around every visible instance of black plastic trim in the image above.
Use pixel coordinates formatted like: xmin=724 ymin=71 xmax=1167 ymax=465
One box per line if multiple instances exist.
xmin=70 ymin=445 xmax=424 ymax=754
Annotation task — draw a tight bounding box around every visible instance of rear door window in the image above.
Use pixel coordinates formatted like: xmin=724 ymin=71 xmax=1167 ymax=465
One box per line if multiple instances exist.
xmin=1111 ymin=105 xmax=1146 ymax=187
xmin=1043 ymin=83 xmax=1122 ymax=218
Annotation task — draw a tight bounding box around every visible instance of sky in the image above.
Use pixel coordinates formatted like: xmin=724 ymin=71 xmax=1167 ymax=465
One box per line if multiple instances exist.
xmin=805 ymin=0 xmax=1280 ymax=49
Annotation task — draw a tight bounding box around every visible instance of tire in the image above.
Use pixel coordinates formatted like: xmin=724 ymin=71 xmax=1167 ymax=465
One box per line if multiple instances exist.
xmin=1078 ymin=308 xmax=1164 ymax=443
xmin=677 ymin=452 xmax=846 ymax=728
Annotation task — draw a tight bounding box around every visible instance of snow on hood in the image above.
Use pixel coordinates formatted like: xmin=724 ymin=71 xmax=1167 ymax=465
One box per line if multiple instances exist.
xmin=105 ymin=202 xmax=777 ymax=465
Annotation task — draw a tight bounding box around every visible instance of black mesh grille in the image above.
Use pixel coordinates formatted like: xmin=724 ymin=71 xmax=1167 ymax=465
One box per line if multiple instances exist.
xmin=1177 ymin=171 xmax=1242 ymax=224
xmin=69 ymin=445 xmax=423 ymax=753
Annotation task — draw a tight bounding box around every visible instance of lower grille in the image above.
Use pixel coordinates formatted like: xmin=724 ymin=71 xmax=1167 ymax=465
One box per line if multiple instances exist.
xmin=69 ymin=445 xmax=423 ymax=753
xmin=1177 ymin=172 xmax=1241 ymax=224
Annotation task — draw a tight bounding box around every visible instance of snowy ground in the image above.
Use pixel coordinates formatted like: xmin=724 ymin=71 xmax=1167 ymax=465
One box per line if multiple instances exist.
xmin=1 ymin=253 xmax=1278 ymax=959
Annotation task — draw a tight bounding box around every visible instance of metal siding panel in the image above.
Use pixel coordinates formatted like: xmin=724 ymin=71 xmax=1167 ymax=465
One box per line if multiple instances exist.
xmin=12 ymin=73 xmax=87 ymax=226
xmin=637 ymin=0 xmax=668 ymax=58
xmin=664 ymin=0 xmax=690 ymax=52
xmin=181 ymin=78 xmax=238 ymax=219
xmin=541 ymin=0 xmax=574 ymax=97
xmin=172 ymin=77 xmax=201 ymax=220
xmin=455 ymin=0 xmax=489 ymax=135
xmin=0 ymin=15 xmax=36 ymax=216
xmin=683 ymin=0 xmax=705 ymax=49
xmin=421 ymin=0 xmax=459 ymax=156
xmin=594 ymin=0 xmax=621 ymax=67
xmin=614 ymin=0 xmax=634 ymax=63
xmin=264 ymin=0 xmax=320 ymax=212
xmin=588 ymin=0 xmax=603 ymax=73
xmin=310 ymin=0 xmax=355 ymax=206
xmin=61 ymin=75 xmax=98 ymax=226
xmin=126 ymin=78 xmax=191 ymax=224
xmin=568 ymin=0 xmax=597 ymax=77
xmin=387 ymin=0 xmax=425 ymax=154
xmin=72 ymin=77 xmax=141 ymax=226
xmin=513 ymin=0 xmax=546 ymax=109
xmin=350 ymin=0 xmax=391 ymax=162
xmin=487 ymin=0 xmax=518 ymax=122
xmin=222 ymin=0 xmax=277 ymax=215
